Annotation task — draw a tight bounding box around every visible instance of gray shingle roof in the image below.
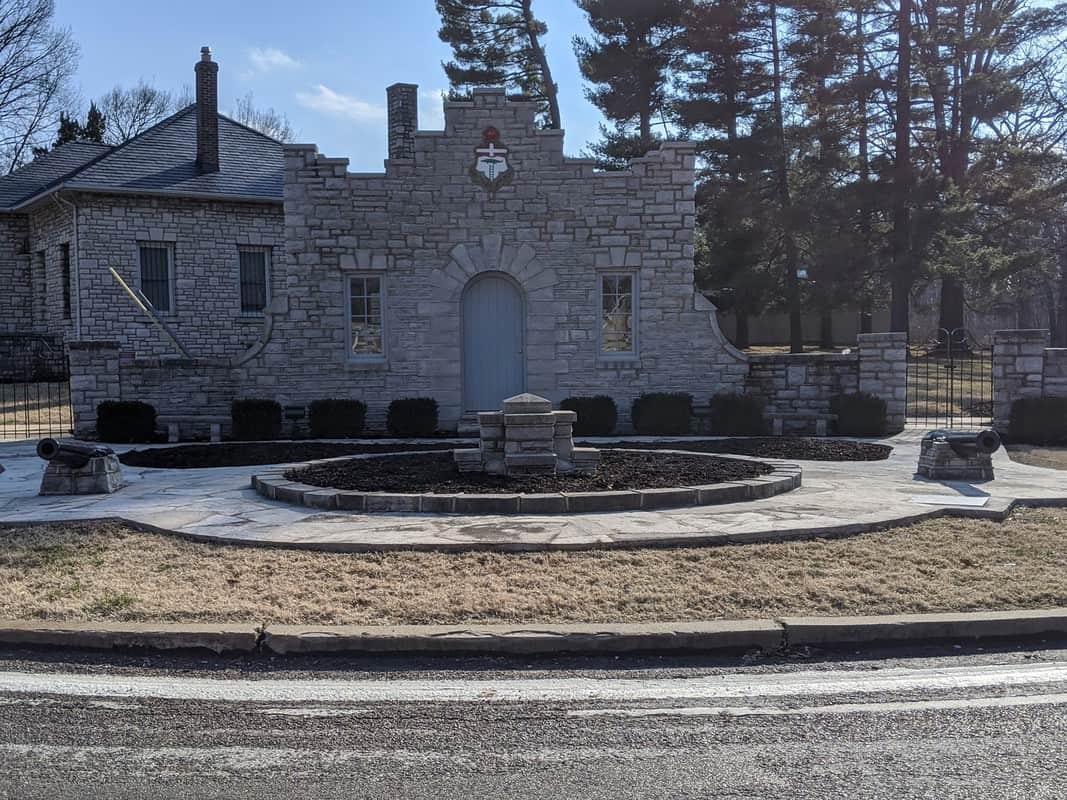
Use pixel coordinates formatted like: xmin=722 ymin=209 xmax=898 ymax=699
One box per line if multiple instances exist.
xmin=0 ymin=106 xmax=283 ymax=210
xmin=0 ymin=142 xmax=113 ymax=209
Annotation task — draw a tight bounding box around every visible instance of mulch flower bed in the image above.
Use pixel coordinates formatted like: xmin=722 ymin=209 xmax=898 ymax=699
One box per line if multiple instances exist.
xmin=119 ymin=437 xmax=890 ymax=470
xmin=285 ymin=450 xmax=772 ymax=494
xmin=119 ymin=441 xmax=460 ymax=469
xmin=594 ymin=437 xmax=892 ymax=461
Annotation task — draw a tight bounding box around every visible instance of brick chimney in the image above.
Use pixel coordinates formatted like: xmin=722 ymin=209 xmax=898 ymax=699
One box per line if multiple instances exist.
xmin=195 ymin=46 xmax=219 ymax=174
xmin=386 ymin=83 xmax=418 ymax=160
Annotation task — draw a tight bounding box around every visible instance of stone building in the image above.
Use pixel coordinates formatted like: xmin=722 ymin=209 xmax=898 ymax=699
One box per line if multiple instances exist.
xmin=0 ymin=47 xmax=908 ymax=438
xmin=0 ymin=47 xmax=284 ymax=359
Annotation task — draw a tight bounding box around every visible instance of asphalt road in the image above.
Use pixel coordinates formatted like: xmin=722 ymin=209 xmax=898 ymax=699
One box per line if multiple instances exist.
xmin=0 ymin=642 xmax=1065 ymax=799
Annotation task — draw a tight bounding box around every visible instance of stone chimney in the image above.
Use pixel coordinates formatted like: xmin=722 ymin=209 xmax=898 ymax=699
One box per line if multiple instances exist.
xmin=195 ymin=46 xmax=219 ymax=174
xmin=386 ymin=83 xmax=418 ymax=160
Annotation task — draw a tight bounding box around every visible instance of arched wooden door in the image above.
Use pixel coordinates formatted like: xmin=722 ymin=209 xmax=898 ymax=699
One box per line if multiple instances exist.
xmin=462 ymin=273 xmax=525 ymax=411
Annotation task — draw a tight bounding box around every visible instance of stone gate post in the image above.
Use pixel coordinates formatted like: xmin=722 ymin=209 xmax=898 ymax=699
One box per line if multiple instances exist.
xmin=992 ymin=329 xmax=1050 ymax=432
xmin=857 ymin=332 xmax=908 ymax=433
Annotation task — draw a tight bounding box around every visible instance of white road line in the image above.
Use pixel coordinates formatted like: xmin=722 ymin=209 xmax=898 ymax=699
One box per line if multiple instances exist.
xmin=569 ymin=692 xmax=1067 ymax=718
xmin=0 ymin=662 xmax=1065 ymax=704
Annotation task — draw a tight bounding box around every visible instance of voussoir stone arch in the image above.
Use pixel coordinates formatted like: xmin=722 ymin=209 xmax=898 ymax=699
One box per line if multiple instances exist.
xmin=434 ymin=234 xmax=555 ymax=299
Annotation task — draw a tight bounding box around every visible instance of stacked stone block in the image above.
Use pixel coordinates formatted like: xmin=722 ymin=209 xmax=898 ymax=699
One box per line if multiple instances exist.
xmin=454 ymin=393 xmax=600 ymax=477
xmin=39 ymin=452 xmax=124 ymax=495
xmin=857 ymin=332 xmax=908 ymax=433
xmin=917 ymin=435 xmax=994 ymax=482
xmin=992 ymin=329 xmax=1049 ymax=431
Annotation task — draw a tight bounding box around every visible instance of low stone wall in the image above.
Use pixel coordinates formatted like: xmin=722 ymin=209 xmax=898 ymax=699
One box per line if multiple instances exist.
xmin=992 ymin=329 xmax=1067 ymax=430
xmin=745 ymin=353 xmax=857 ymax=435
xmin=744 ymin=333 xmax=907 ymax=435
xmin=69 ymin=342 xmax=236 ymax=438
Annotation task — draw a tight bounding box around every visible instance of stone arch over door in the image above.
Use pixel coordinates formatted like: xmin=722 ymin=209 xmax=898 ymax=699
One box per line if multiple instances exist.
xmin=428 ymin=235 xmax=558 ymax=421
xmin=462 ymin=272 xmax=525 ymax=411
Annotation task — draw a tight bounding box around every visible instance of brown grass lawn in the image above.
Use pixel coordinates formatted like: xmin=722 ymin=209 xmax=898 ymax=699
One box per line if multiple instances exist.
xmin=1006 ymin=446 xmax=1067 ymax=471
xmin=1 ymin=508 xmax=1065 ymax=625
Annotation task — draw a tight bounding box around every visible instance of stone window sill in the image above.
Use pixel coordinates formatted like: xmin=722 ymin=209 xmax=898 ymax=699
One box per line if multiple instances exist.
xmin=346 ymin=358 xmax=388 ymax=371
xmin=597 ymin=356 xmax=641 ymax=368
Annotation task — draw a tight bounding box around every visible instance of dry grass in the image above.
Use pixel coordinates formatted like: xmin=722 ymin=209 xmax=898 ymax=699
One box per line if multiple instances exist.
xmin=0 ymin=382 xmax=72 ymax=440
xmin=1006 ymin=446 xmax=1067 ymax=471
xmin=1 ymin=508 xmax=1065 ymax=625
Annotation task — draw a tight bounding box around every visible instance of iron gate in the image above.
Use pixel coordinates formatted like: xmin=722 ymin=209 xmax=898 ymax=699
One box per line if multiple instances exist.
xmin=0 ymin=333 xmax=73 ymax=440
xmin=906 ymin=328 xmax=994 ymax=429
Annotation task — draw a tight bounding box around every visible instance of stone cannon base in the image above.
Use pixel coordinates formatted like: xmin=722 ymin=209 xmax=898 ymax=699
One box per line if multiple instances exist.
xmin=39 ymin=455 xmax=124 ymax=495
xmin=917 ymin=440 xmax=994 ymax=482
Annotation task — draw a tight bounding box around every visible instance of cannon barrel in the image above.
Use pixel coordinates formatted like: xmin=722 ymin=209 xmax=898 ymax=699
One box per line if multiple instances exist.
xmin=924 ymin=429 xmax=1001 ymax=458
xmin=36 ymin=438 xmax=114 ymax=469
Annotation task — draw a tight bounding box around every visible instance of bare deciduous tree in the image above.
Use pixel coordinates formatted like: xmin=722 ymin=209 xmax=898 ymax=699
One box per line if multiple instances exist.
xmin=229 ymin=92 xmax=294 ymax=142
xmin=0 ymin=0 xmax=78 ymax=173
xmin=97 ymin=81 xmax=180 ymax=144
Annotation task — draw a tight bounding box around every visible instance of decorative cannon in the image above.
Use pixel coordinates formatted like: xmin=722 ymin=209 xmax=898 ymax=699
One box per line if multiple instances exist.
xmin=918 ymin=429 xmax=1000 ymax=482
xmin=36 ymin=438 xmax=114 ymax=469
xmin=37 ymin=438 xmax=123 ymax=495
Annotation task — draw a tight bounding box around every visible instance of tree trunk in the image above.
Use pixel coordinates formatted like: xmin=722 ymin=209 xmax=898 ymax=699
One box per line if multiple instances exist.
xmin=770 ymin=1 xmax=804 ymax=354
xmin=1056 ymin=251 xmax=1067 ymax=347
xmin=521 ymin=0 xmax=561 ymax=129
xmin=939 ymin=275 xmax=966 ymax=334
xmin=890 ymin=0 xmax=913 ymax=337
xmin=820 ymin=308 xmax=834 ymax=350
xmin=734 ymin=311 xmax=750 ymax=349
xmin=860 ymin=294 xmax=873 ymax=334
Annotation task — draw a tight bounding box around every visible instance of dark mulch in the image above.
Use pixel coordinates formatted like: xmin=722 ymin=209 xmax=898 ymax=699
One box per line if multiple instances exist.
xmin=119 ymin=441 xmax=461 ymax=469
xmin=119 ymin=436 xmax=889 ymax=470
xmin=590 ymin=437 xmax=891 ymax=462
xmin=286 ymin=450 xmax=772 ymax=494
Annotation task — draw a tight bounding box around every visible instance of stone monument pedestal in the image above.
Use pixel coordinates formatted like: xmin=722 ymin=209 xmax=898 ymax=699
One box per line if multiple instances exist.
xmin=455 ymin=393 xmax=600 ymax=477
xmin=39 ymin=454 xmax=124 ymax=495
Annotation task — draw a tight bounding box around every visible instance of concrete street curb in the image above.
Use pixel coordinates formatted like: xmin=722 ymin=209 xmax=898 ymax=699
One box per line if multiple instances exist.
xmin=0 ymin=609 xmax=1063 ymax=656
xmin=0 ymin=621 xmax=259 ymax=654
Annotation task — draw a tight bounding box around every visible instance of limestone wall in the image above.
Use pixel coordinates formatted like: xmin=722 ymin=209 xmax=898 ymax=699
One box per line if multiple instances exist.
xmin=260 ymin=88 xmax=748 ymax=430
xmin=0 ymin=214 xmax=31 ymax=334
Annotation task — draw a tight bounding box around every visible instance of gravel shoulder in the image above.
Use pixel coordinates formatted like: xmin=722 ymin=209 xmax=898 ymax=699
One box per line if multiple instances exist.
xmin=1 ymin=507 xmax=1063 ymax=626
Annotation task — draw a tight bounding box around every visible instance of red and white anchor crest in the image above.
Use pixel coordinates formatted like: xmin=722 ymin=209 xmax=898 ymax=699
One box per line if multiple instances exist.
xmin=470 ymin=126 xmax=514 ymax=192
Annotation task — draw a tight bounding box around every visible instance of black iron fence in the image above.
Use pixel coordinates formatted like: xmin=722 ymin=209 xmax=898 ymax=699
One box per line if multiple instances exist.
xmin=0 ymin=333 xmax=73 ymax=440
xmin=906 ymin=329 xmax=994 ymax=429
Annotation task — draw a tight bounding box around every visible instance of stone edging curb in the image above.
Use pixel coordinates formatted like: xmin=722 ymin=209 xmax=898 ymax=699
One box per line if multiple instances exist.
xmin=0 ymin=609 xmax=1063 ymax=656
xmin=250 ymin=450 xmax=801 ymax=514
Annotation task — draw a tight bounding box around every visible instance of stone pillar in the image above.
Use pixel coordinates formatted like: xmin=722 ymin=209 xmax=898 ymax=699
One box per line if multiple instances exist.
xmin=1042 ymin=348 xmax=1067 ymax=397
xmin=478 ymin=411 xmax=505 ymax=475
xmin=503 ymin=393 xmax=558 ymax=476
xmin=552 ymin=410 xmax=577 ymax=468
xmin=857 ymin=332 xmax=908 ymax=433
xmin=67 ymin=341 xmax=122 ymax=438
xmin=992 ymin=329 xmax=1050 ymax=431
xmin=386 ymin=83 xmax=418 ymax=161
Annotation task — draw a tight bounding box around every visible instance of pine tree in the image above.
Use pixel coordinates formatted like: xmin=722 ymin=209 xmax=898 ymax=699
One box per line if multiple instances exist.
xmin=574 ymin=0 xmax=689 ymax=166
xmin=677 ymin=0 xmax=776 ymax=347
xmin=436 ymin=0 xmax=561 ymax=128
xmin=52 ymin=112 xmax=82 ymax=147
xmin=82 ymin=101 xmax=106 ymax=143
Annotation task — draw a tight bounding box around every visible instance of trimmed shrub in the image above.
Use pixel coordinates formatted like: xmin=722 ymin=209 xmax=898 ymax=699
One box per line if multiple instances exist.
xmin=96 ymin=400 xmax=157 ymax=443
xmin=630 ymin=392 xmax=693 ymax=436
xmin=708 ymin=392 xmax=767 ymax=435
xmin=560 ymin=395 xmax=618 ymax=436
xmin=308 ymin=399 xmax=367 ymax=439
xmin=1010 ymin=397 xmax=1067 ymax=445
xmin=231 ymin=399 xmax=282 ymax=441
xmin=830 ymin=392 xmax=887 ymax=437
xmin=387 ymin=397 xmax=438 ymax=438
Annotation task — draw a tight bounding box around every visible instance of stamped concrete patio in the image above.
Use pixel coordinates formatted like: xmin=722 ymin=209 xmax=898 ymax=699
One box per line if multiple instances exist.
xmin=0 ymin=431 xmax=1064 ymax=552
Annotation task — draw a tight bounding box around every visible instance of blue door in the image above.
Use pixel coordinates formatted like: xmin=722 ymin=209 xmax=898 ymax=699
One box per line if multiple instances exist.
xmin=463 ymin=274 xmax=525 ymax=411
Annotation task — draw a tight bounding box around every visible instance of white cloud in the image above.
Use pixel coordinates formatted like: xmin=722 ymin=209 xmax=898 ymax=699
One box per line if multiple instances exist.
xmin=420 ymin=88 xmax=448 ymax=129
xmin=296 ymin=84 xmax=386 ymax=122
xmin=244 ymin=47 xmax=300 ymax=78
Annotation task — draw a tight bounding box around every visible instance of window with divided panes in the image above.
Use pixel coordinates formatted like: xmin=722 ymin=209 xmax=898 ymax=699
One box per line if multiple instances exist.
xmin=138 ymin=244 xmax=172 ymax=313
xmin=349 ymin=275 xmax=384 ymax=357
xmin=600 ymin=273 xmax=636 ymax=355
xmin=238 ymin=248 xmax=269 ymax=314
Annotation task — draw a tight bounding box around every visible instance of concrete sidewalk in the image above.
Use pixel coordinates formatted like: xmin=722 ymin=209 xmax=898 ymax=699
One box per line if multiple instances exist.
xmin=0 ymin=431 xmax=1064 ymax=552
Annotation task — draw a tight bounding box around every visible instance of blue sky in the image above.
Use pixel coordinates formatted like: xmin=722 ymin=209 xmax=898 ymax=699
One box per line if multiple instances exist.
xmin=53 ymin=0 xmax=602 ymax=169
